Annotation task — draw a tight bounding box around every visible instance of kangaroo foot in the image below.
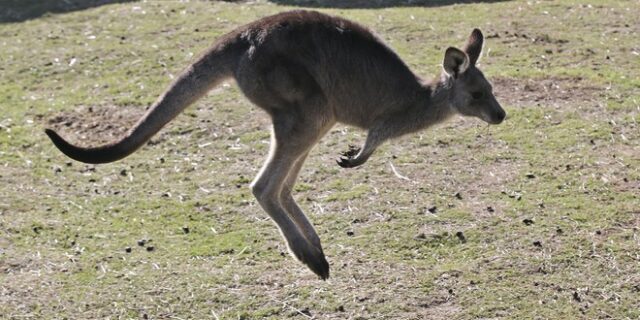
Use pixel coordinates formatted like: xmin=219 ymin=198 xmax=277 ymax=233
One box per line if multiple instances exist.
xmin=288 ymin=239 xmax=330 ymax=280
xmin=336 ymin=145 xmax=363 ymax=168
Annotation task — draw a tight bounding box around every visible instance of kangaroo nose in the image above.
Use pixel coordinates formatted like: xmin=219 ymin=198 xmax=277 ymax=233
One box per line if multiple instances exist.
xmin=492 ymin=109 xmax=506 ymax=124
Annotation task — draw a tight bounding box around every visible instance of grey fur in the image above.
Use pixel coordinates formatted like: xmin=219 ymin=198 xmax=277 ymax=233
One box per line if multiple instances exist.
xmin=45 ymin=10 xmax=505 ymax=279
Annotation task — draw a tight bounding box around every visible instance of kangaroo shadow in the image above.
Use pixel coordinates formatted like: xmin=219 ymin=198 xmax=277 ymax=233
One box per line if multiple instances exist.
xmin=0 ymin=0 xmax=137 ymax=23
xmin=268 ymin=0 xmax=509 ymax=8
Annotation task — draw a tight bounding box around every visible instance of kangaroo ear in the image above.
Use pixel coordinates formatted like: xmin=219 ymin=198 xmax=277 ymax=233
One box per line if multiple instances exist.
xmin=443 ymin=47 xmax=469 ymax=78
xmin=464 ymin=28 xmax=484 ymax=65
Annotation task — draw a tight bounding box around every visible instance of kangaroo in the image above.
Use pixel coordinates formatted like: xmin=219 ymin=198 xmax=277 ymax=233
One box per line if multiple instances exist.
xmin=45 ymin=10 xmax=505 ymax=279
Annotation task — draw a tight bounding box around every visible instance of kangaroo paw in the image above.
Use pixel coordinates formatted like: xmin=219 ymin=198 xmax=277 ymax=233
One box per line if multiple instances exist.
xmin=341 ymin=145 xmax=361 ymax=157
xmin=336 ymin=145 xmax=362 ymax=168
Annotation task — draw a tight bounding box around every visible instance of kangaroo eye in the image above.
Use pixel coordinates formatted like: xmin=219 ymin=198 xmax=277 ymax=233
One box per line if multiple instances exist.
xmin=471 ymin=91 xmax=485 ymax=100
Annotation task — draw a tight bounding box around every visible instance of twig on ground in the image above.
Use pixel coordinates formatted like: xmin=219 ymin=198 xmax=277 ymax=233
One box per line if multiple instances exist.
xmin=389 ymin=161 xmax=411 ymax=181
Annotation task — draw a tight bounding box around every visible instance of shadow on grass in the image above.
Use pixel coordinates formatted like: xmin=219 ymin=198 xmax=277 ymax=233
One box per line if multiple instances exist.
xmin=0 ymin=0 xmax=137 ymax=23
xmin=268 ymin=0 xmax=510 ymax=9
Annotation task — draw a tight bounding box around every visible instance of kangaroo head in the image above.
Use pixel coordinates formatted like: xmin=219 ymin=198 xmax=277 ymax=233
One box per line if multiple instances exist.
xmin=442 ymin=29 xmax=505 ymax=125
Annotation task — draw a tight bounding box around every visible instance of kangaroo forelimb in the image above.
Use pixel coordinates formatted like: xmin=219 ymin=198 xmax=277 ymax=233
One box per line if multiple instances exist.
xmin=337 ymin=126 xmax=389 ymax=168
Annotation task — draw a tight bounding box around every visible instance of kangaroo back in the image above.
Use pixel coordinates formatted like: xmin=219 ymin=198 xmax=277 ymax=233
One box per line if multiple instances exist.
xmin=46 ymin=40 xmax=245 ymax=164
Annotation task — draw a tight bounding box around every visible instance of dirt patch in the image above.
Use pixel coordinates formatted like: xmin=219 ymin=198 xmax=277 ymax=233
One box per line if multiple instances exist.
xmin=45 ymin=105 xmax=145 ymax=146
xmin=493 ymin=30 xmax=570 ymax=46
xmin=0 ymin=251 xmax=70 ymax=317
xmin=492 ymin=76 xmax=604 ymax=109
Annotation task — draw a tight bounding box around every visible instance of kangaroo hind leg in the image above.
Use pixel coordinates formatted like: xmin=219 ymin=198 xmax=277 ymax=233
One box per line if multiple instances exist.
xmin=280 ymin=150 xmax=324 ymax=252
xmin=252 ymin=112 xmax=331 ymax=279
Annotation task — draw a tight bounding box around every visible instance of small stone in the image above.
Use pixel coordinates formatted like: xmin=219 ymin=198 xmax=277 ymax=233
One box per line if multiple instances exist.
xmin=523 ymin=219 xmax=534 ymax=226
xmin=182 ymin=227 xmax=190 ymax=234
xmin=427 ymin=206 xmax=437 ymax=214
xmin=454 ymin=192 xmax=463 ymax=200
xmin=125 ymin=247 xmax=132 ymax=253
xmin=137 ymin=239 xmax=147 ymax=247
xmin=146 ymin=246 xmax=155 ymax=252
xmin=533 ymin=241 xmax=542 ymax=248
xmin=346 ymin=230 xmax=354 ymax=236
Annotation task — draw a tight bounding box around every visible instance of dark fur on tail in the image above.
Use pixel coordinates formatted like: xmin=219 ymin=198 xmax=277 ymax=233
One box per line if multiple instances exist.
xmin=45 ymin=129 xmax=131 ymax=164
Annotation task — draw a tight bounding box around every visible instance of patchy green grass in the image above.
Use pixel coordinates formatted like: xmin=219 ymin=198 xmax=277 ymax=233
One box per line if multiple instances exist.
xmin=1 ymin=0 xmax=639 ymax=319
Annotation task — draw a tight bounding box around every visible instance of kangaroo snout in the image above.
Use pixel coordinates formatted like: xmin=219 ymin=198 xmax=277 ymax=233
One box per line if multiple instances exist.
xmin=481 ymin=107 xmax=506 ymax=124
xmin=490 ymin=108 xmax=506 ymax=124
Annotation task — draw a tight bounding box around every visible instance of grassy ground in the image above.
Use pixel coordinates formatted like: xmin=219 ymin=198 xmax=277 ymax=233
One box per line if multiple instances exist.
xmin=1 ymin=0 xmax=639 ymax=319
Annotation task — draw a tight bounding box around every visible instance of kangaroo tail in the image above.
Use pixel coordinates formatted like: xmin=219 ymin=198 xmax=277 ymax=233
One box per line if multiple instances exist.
xmin=45 ymin=41 xmax=244 ymax=164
